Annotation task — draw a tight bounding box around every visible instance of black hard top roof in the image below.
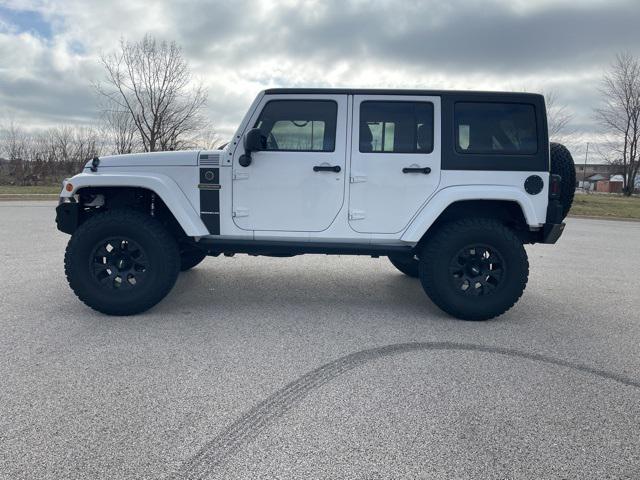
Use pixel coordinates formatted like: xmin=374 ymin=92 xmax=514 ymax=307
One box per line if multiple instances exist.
xmin=264 ymin=88 xmax=543 ymax=100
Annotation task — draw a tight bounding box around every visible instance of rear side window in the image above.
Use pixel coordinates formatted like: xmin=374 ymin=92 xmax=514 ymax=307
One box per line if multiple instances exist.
xmin=254 ymin=100 xmax=337 ymax=152
xmin=360 ymin=101 xmax=434 ymax=154
xmin=455 ymin=103 xmax=537 ymax=155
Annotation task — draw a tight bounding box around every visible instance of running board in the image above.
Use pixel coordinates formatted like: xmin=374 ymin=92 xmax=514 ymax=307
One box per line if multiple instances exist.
xmin=198 ymin=239 xmax=414 ymax=257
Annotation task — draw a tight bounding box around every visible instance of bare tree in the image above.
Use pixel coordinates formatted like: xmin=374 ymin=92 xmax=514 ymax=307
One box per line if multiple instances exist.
xmin=545 ymin=91 xmax=574 ymax=140
xmin=0 ymin=121 xmax=31 ymax=184
xmin=0 ymin=120 xmax=28 ymax=161
xmin=192 ymin=123 xmax=225 ymax=150
xmin=595 ymin=52 xmax=640 ymax=196
xmin=0 ymin=121 xmax=101 ymax=186
xmin=101 ymin=108 xmax=139 ymax=154
xmin=96 ymin=34 xmax=208 ymax=152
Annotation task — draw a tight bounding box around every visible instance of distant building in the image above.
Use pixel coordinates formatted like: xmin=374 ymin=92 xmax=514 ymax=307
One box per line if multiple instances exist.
xmin=575 ymin=164 xmax=623 ymax=190
xmin=575 ymin=163 xmax=621 ymax=180
xmin=595 ymin=178 xmax=623 ymax=193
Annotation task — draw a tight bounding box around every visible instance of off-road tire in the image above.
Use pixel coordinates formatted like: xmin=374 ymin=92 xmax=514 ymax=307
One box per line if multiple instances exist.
xmin=550 ymin=142 xmax=576 ymax=219
xmin=64 ymin=209 xmax=180 ymax=315
xmin=388 ymin=254 xmax=420 ymax=278
xmin=180 ymin=248 xmax=207 ymax=271
xmin=419 ymin=219 xmax=529 ymax=321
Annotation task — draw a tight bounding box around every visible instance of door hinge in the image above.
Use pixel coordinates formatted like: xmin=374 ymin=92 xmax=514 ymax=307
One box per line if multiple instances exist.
xmin=233 ymin=171 xmax=249 ymax=180
xmin=350 ymin=175 xmax=367 ymax=183
xmin=232 ymin=208 xmax=249 ymax=218
xmin=348 ymin=210 xmax=366 ymax=220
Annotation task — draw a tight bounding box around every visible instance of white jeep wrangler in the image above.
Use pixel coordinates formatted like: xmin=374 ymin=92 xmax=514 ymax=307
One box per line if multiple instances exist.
xmin=56 ymin=89 xmax=575 ymax=321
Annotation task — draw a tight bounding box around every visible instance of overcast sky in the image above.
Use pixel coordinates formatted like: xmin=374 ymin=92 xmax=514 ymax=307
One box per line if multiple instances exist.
xmin=1 ymin=0 xmax=640 ymax=156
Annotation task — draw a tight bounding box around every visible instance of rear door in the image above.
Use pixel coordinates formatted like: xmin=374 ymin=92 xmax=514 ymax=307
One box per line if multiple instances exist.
xmin=232 ymin=94 xmax=347 ymax=232
xmin=348 ymin=95 xmax=441 ymax=234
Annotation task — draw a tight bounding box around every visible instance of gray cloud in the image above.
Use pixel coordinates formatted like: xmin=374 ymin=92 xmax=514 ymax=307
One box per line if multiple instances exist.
xmin=0 ymin=75 xmax=95 ymax=125
xmin=0 ymin=0 xmax=638 ymax=150
xmin=166 ymin=0 xmax=640 ymax=72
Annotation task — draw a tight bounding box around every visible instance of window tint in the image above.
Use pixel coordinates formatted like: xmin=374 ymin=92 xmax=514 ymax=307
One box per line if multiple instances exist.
xmin=455 ymin=102 xmax=537 ymax=155
xmin=254 ymin=100 xmax=337 ymax=152
xmin=359 ymin=101 xmax=434 ymax=154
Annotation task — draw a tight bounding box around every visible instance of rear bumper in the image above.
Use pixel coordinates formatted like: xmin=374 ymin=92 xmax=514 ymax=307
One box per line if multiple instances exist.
xmin=541 ymin=222 xmax=565 ymax=244
xmin=540 ymin=198 xmax=565 ymax=244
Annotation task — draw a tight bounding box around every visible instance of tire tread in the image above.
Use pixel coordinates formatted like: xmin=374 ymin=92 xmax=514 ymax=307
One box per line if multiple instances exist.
xmin=388 ymin=254 xmax=420 ymax=278
xmin=550 ymin=142 xmax=576 ymax=219
xmin=64 ymin=209 xmax=180 ymax=315
xmin=420 ymin=218 xmax=529 ymax=321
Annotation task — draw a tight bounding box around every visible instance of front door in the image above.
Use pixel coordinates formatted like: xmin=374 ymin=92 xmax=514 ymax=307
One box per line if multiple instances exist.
xmin=232 ymin=94 xmax=347 ymax=232
xmin=348 ymin=95 xmax=441 ymax=234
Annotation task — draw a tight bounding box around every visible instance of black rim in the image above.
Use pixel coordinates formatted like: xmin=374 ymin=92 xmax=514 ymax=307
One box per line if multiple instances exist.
xmin=90 ymin=237 xmax=149 ymax=290
xmin=449 ymin=244 xmax=505 ymax=296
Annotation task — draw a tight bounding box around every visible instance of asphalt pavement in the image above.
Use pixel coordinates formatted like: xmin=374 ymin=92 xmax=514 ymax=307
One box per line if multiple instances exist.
xmin=1 ymin=201 xmax=639 ymax=479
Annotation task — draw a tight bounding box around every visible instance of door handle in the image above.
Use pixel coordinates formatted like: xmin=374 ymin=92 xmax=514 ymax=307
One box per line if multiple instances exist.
xmin=402 ymin=167 xmax=431 ymax=174
xmin=313 ymin=165 xmax=341 ymax=173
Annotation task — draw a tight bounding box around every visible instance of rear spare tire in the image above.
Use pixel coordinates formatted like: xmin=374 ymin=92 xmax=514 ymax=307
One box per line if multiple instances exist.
xmin=550 ymin=142 xmax=576 ymax=219
xmin=64 ymin=209 xmax=180 ymax=315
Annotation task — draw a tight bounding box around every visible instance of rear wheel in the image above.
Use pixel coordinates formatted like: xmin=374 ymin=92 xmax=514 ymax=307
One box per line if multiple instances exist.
xmin=388 ymin=254 xmax=420 ymax=278
xmin=419 ymin=218 xmax=529 ymax=321
xmin=64 ymin=210 xmax=180 ymax=315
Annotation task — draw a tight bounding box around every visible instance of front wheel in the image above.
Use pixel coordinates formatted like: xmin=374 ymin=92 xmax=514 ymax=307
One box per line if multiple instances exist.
xmin=419 ymin=219 xmax=529 ymax=321
xmin=180 ymin=247 xmax=207 ymax=272
xmin=64 ymin=210 xmax=180 ymax=315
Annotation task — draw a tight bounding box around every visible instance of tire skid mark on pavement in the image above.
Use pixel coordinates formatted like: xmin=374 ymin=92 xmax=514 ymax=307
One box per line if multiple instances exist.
xmin=176 ymin=341 xmax=640 ymax=480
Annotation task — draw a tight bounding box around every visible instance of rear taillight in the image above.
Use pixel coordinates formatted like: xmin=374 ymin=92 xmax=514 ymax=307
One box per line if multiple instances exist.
xmin=549 ymin=174 xmax=562 ymax=198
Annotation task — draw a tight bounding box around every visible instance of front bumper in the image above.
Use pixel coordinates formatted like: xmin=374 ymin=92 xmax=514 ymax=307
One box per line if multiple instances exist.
xmin=55 ymin=201 xmax=80 ymax=235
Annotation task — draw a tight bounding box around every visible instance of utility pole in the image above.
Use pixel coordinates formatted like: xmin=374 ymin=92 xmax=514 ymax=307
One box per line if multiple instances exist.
xmin=583 ymin=142 xmax=589 ymax=192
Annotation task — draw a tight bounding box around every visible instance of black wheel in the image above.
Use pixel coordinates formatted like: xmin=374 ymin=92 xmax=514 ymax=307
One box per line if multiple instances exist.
xmin=64 ymin=210 xmax=180 ymax=315
xmin=550 ymin=142 xmax=576 ymax=219
xmin=419 ymin=218 xmax=529 ymax=321
xmin=388 ymin=253 xmax=420 ymax=278
xmin=180 ymin=247 xmax=207 ymax=271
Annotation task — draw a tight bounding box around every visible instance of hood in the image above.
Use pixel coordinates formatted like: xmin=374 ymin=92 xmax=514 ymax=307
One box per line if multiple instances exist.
xmin=85 ymin=150 xmax=199 ymax=169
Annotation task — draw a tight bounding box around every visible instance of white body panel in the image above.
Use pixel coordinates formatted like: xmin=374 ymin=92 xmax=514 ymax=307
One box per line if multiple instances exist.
xmin=232 ymin=94 xmax=348 ymax=232
xmin=94 ymin=150 xmax=198 ymax=167
xmin=348 ymin=95 xmax=442 ymax=234
xmin=402 ymin=171 xmax=548 ymax=243
xmin=61 ymin=169 xmax=208 ymax=237
xmin=61 ymin=91 xmax=550 ymax=246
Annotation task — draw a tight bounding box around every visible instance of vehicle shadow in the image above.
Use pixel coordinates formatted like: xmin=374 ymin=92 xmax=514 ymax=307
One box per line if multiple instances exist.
xmin=159 ymin=258 xmax=444 ymax=319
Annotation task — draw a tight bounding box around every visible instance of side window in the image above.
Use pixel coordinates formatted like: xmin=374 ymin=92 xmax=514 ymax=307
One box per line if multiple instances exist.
xmin=455 ymin=102 xmax=537 ymax=155
xmin=254 ymin=100 xmax=337 ymax=152
xmin=359 ymin=101 xmax=434 ymax=154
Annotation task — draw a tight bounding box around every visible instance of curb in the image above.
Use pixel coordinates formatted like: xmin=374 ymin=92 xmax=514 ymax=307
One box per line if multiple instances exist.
xmin=0 ymin=194 xmax=58 ymax=201
xmin=568 ymin=214 xmax=640 ymax=223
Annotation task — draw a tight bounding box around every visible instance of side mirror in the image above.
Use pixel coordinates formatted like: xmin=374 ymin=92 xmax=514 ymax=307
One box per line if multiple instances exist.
xmin=239 ymin=128 xmax=266 ymax=167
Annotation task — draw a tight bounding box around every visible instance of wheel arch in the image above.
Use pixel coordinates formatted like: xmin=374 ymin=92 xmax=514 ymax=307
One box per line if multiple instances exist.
xmin=63 ymin=172 xmax=208 ymax=237
xmin=402 ymin=187 xmax=542 ymax=246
